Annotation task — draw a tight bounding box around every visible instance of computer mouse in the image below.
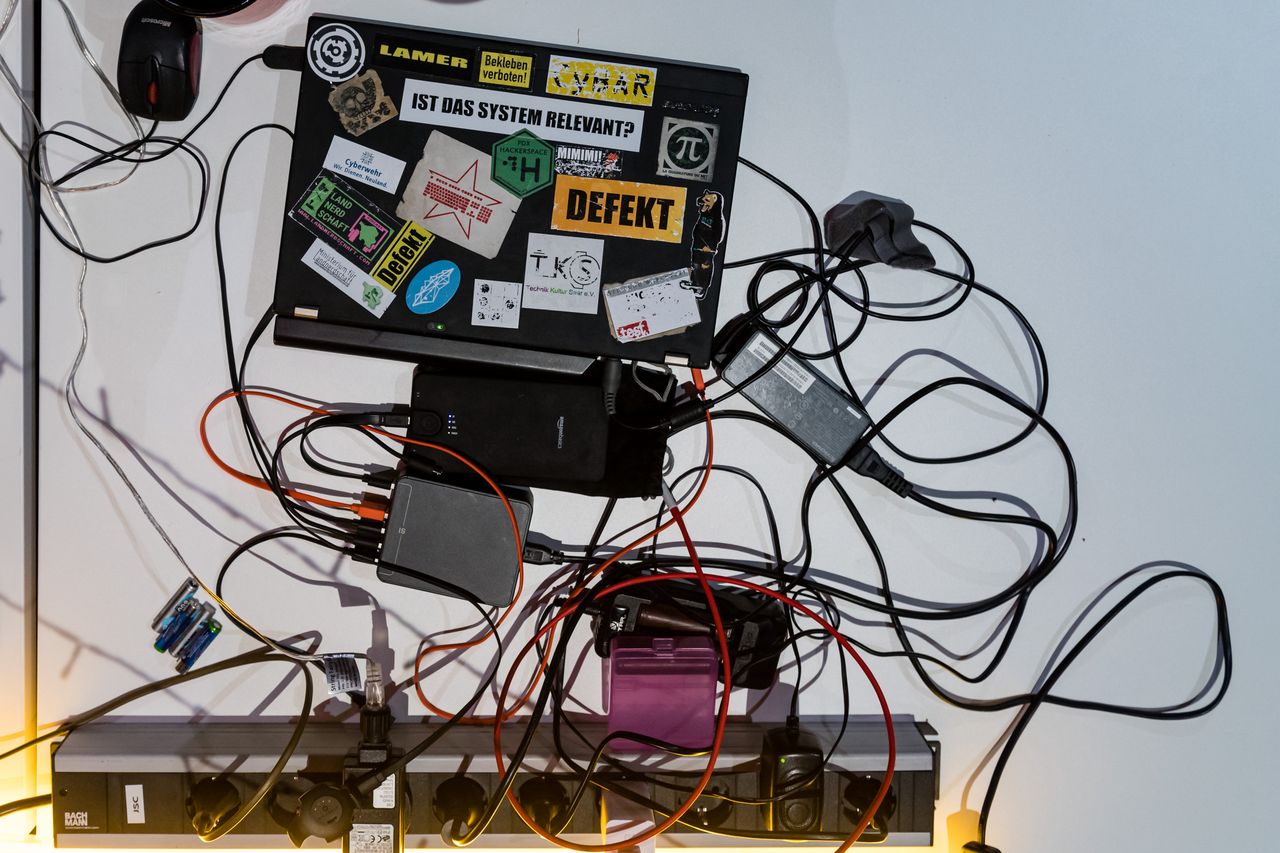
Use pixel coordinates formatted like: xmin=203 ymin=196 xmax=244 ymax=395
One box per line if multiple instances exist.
xmin=117 ymin=0 xmax=202 ymax=121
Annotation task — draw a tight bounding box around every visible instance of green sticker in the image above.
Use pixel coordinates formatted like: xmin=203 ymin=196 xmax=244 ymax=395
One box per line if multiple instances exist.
xmin=491 ymin=129 xmax=554 ymax=198
xmin=289 ymin=171 xmax=400 ymax=270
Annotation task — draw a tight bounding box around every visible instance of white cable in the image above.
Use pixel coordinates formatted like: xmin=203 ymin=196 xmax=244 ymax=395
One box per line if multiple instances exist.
xmin=2 ymin=0 xmax=323 ymax=664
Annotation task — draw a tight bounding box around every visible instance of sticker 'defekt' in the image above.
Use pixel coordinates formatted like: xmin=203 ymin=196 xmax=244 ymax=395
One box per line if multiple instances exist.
xmin=328 ymin=69 xmax=398 ymax=138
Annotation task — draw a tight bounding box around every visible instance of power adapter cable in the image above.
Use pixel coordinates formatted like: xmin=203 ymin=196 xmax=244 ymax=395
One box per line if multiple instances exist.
xmin=846 ymin=445 xmax=912 ymax=497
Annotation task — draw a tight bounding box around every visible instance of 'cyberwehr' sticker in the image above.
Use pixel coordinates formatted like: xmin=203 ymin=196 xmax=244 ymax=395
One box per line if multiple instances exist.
xmin=328 ymin=70 xmax=398 ymax=138
xmin=658 ymin=118 xmax=719 ymax=182
xmin=290 ymin=172 xmax=399 ymax=270
xmin=551 ymin=176 xmax=686 ymax=244
xmin=323 ymin=136 xmax=406 ymax=193
xmin=307 ymin=22 xmax=366 ymax=83
xmin=301 ymin=239 xmax=394 ymax=317
xmin=400 ymin=80 xmax=645 ymax=152
xmin=472 ymin=279 xmax=522 ymax=329
xmin=554 ymin=145 xmax=622 ymax=179
xmin=688 ymin=189 xmax=727 ymax=299
xmin=406 ymin=260 xmax=461 ymax=315
xmin=546 ymin=55 xmax=657 ymax=107
xmin=396 ymin=131 xmax=521 ymax=260
xmin=523 ymin=233 xmax=603 ymax=315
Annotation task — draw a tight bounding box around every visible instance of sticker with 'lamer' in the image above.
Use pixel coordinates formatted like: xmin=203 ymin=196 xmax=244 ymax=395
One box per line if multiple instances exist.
xmin=289 ymin=171 xmax=400 ymax=270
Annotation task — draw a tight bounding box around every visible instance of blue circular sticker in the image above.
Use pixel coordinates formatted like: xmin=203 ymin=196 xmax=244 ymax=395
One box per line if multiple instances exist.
xmin=406 ymin=260 xmax=461 ymax=315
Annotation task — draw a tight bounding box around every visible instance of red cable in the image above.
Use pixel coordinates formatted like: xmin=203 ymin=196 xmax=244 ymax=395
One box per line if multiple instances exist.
xmin=493 ymin=570 xmax=895 ymax=851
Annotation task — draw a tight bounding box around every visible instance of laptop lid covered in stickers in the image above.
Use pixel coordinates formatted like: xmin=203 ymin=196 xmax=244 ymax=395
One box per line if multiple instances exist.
xmin=271 ymin=14 xmax=748 ymax=370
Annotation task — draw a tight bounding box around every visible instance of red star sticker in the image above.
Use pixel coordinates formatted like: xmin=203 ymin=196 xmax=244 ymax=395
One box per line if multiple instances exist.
xmin=422 ymin=159 xmax=501 ymax=239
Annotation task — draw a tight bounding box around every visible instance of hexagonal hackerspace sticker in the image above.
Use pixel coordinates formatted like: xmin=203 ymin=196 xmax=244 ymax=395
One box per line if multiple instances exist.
xmin=491 ymin=129 xmax=554 ymax=198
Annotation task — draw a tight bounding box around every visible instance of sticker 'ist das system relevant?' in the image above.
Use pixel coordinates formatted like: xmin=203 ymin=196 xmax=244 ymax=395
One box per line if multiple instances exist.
xmin=551 ymin=176 xmax=686 ymax=244
xmin=400 ymin=80 xmax=645 ymax=152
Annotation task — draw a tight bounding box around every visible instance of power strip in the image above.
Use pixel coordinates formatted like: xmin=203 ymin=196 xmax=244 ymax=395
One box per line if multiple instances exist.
xmin=51 ymin=716 xmax=937 ymax=847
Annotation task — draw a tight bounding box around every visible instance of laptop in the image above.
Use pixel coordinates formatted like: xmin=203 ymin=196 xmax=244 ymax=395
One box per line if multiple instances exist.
xmin=272 ymin=14 xmax=749 ymax=373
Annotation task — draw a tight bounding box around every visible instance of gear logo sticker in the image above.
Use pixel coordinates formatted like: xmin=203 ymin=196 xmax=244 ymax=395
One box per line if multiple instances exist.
xmin=307 ymin=23 xmax=366 ymax=83
xmin=406 ymin=260 xmax=461 ymax=315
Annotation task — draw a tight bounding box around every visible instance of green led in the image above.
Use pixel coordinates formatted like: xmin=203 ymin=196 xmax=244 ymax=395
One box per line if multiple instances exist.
xmin=431 ymin=322 xmax=446 ymax=331
xmin=779 ymin=757 xmax=787 ymax=764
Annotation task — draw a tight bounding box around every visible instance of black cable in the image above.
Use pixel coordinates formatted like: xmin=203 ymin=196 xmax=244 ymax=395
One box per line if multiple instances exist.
xmin=0 ymin=794 xmax=50 ymax=819
xmin=0 ymin=648 xmax=311 ymax=841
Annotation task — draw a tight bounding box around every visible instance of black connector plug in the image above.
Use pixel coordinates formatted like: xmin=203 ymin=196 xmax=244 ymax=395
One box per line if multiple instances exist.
xmin=847 ymin=446 xmax=912 ymax=497
xmin=602 ymin=358 xmax=623 ymax=415
xmin=963 ymin=843 xmax=1002 ymax=853
xmin=263 ymin=45 xmax=304 ymax=72
xmin=522 ymin=543 xmax=565 ymax=565
xmin=662 ymin=398 xmax=712 ymax=430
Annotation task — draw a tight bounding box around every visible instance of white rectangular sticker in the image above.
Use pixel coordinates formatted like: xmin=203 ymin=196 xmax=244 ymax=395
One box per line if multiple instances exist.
xmin=372 ymin=776 xmax=396 ymax=810
xmin=323 ymin=136 xmax=407 ymax=194
xmin=747 ymin=334 xmax=816 ymax=394
xmin=396 ymin=131 xmax=521 ymax=260
xmin=603 ymin=268 xmax=701 ymax=342
xmin=301 ymin=240 xmax=395 ymax=318
xmin=401 ymin=79 xmax=645 ymax=152
xmin=524 ymin=233 xmax=604 ymax=314
xmin=124 ymin=784 xmax=145 ymax=825
xmin=472 ymin=279 xmax=522 ymax=329
xmin=349 ymin=823 xmax=395 ymax=853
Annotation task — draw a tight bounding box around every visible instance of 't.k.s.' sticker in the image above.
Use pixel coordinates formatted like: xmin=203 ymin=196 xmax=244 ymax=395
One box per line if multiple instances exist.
xmin=308 ymin=23 xmax=366 ymax=83
xmin=406 ymin=260 xmax=461 ymax=314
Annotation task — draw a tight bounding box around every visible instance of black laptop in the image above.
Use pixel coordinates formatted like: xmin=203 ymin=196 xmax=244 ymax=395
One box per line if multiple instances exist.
xmin=272 ymin=14 xmax=749 ymax=372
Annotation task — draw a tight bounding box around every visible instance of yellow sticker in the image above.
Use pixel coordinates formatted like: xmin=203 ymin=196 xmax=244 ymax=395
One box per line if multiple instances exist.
xmin=371 ymin=221 xmax=436 ymax=291
xmin=551 ymin=176 xmax=686 ymax=244
xmin=546 ymin=55 xmax=657 ymax=107
xmin=479 ymin=51 xmax=533 ymax=89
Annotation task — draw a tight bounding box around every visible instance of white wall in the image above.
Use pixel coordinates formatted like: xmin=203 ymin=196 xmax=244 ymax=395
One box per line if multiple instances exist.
xmin=0 ymin=0 xmax=33 ymax=817
xmin=8 ymin=1 xmax=1280 ymax=851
